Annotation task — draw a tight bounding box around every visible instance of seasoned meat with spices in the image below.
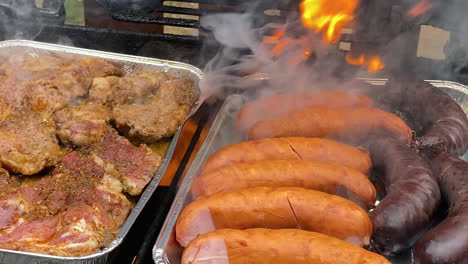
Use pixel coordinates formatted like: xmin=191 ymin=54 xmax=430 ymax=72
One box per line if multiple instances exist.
xmin=0 ymin=78 xmax=66 ymax=119
xmin=89 ymin=71 xmax=168 ymax=105
xmin=0 ymin=152 xmax=133 ymax=256
xmin=0 ymin=167 xmax=18 ymax=188
xmin=113 ymin=79 xmax=196 ymax=142
xmin=0 ymin=54 xmax=122 ymax=103
xmin=54 ymin=102 xmax=112 ymax=146
xmin=90 ymin=131 xmax=162 ymax=195
xmin=0 ymin=113 xmax=64 ymax=175
xmin=20 ymin=80 xmax=67 ymax=112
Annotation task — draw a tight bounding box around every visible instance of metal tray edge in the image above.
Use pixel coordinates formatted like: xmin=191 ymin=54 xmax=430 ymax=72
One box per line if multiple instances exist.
xmin=0 ymin=40 xmax=204 ymax=81
xmin=152 ymin=95 xmax=246 ymax=264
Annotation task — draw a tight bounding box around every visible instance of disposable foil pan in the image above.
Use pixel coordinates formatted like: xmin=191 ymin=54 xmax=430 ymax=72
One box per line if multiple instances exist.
xmin=0 ymin=40 xmax=204 ymax=264
xmin=152 ymin=79 xmax=468 ymax=264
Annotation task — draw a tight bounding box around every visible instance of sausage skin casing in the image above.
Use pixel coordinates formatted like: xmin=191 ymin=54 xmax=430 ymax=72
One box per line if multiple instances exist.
xmin=386 ymin=77 xmax=468 ymax=156
xmin=181 ymin=229 xmax=391 ymax=264
xmin=414 ymin=152 xmax=468 ymax=264
xmin=176 ymin=187 xmax=372 ymax=247
xmin=201 ymin=137 xmax=372 ymax=174
xmin=236 ymin=91 xmax=374 ymax=131
xmin=192 ymin=160 xmax=376 ymax=205
xmin=248 ymin=107 xmax=413 ymax=144
xmin=368 ymin=138 xmax=441 ymax=254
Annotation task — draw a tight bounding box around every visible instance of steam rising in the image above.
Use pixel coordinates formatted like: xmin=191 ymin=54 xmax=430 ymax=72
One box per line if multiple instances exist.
xmin=198 ymin=5 xmax=370 ymax=102
xmin=198 ymin=0 xmax=468 ymax=101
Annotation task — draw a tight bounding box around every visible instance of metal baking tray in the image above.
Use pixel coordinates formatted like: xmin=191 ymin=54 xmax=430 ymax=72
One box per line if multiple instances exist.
xmin=0 ymin=40 xmax=204 ymax=264
xmin=152 ymin=79 xmax=468 ymax=264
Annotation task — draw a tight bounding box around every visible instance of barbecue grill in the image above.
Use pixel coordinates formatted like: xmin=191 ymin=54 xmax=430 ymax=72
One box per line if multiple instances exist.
xmin=1 ymin=0 xmax=467 ymax=263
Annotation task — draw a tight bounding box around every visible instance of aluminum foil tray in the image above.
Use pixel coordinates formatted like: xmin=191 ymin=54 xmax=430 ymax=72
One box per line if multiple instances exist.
xmin=0 ymin=40 xmax=204 ymax=264
xmin=152 ymin=79 xmax=468 ymax=264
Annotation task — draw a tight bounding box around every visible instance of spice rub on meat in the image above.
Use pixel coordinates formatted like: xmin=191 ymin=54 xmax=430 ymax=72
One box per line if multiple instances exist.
xmin=0 ymin=113 xmax=64 ymax=175
xmin=0 ymin=54 xmax=123 ymax=102
xmin=113 ymin=79 xmax=197 ymax=143
xmin=54 ymin=102 xmax=112 ymax=147
xmin=0 ymin=51 xmax=195 ymax=257
xmin=0 ymin=152 xmax=133 ymax=256
xmin=89 ymin=71 xmax=169 ymax=105
xmin=89 ymin=131 xmax=162 ymax=195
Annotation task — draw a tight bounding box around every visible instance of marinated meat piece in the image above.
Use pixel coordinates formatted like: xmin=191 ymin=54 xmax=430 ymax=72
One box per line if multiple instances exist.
xmin=0 ymin=167 xmax=9 ymax=187
xmin=48 ymin=58 xmax=122 ymax=103
xmin=0 ymin=152 xmax=133 ymax=256
xmin=54 ymin=102 xmax=112 ymax=146
xmin=113 ymin=79 xmax=196 ymax=142
xmin=0 ymin=205 xmax=110 ymax=257
xmin=0 ymin=192 xmax=30 ymax=236
xmin=0 ymin=167 xmax=18 ymax=188
xmin=152 ymin=79 xmax=197 ymax=107
xmin=90 ymin=131 xmax=162 ymax=195
xmin=0 ymin=113 xmax=64 ymax=175
xmin=89 ymin=71 xmax=168 ymax=105
xmin=30 ymin=152 xmax=131 ymax=231
xmin=76 ymin=57 xmax=123 ymax=78
xmin=0 ymin=54 xmax=66 ymax=79
xmin=0 ymin=54 xmax=123 ymax=103
xmin=0 ymin=75 xmax=24 ymax=120
xmin=20 ymin=80 xmax=67 ymax=112
xmin=0 ymin=78 xmax=66 ymax=118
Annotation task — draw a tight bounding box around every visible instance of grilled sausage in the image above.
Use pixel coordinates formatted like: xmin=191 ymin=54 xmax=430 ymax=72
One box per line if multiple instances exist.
xmin=176 ymin=187 xmax=372 ymax=247
xmin=236 ymin=91 xmax=374 ymax=131
xmin=414 ymin=152 xmax=468 ymax=264
xmin=181 ymin=229 xmax=392 ymax=264
xmin=248 ymin=107 xmax=413 ymax=144
xmin=201 ymin=137 xmax=372 ymax=174
xmin=368 ymin=138 xmax=441 ymax=254
xmin=384 ymin=77 xmax=468 ymax=156
xmin=192 ymin=160 xmax=376 ymax=205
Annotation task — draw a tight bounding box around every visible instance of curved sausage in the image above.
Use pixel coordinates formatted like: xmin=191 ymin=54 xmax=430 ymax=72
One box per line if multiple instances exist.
xmin=385 ymin=77 xmax=468 ymax=156
xmin=201 ymin=137 xmax=372 ymax=174
xmin=192 ymin=160 xmax=376 ymax=205
xmin=236 ymin=91 xmax=374 ymax=131
xmin=181 ymin=229 xmax=391 ymax=264
xmin=176 ymin=187 xmax=372 ymax=247
xmin=247 ymin=107 xmax=413 ymax=144
xmin=414 ymin=152 xmax=468 ymax=264
xmin=368 ymin=138 xmax=441 ymax=254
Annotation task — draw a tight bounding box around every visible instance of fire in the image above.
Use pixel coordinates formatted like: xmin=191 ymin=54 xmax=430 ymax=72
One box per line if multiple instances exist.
xmin=346 ymin=54 xmax=385 ymax=73
xmin=261 ymin=0 xmax=385 ymax=72
xmin=300 ymin=0 xmax=359 ymax=42
xmin=407 ymin=0 xmax=432 ymax=17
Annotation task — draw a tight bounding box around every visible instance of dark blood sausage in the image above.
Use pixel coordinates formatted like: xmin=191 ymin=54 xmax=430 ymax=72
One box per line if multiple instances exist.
xmin=414 ymin=152 xmax=468 ymax=264
xmin=386 ymin=77 xmax=468 ymax=156
xmin=367 ymin=138 xmax=441 ymax=254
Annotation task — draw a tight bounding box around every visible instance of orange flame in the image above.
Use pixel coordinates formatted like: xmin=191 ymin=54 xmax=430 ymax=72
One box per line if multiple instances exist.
xmin=300 ymin=0 xmax=359 ymax=42
xmin=346 ymin=54 xmax=385 ymax=72
xmin=271 ymin=40 xmax=292 ymax=58
xmin=407 ymin=0 xmax=432 ymax=17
